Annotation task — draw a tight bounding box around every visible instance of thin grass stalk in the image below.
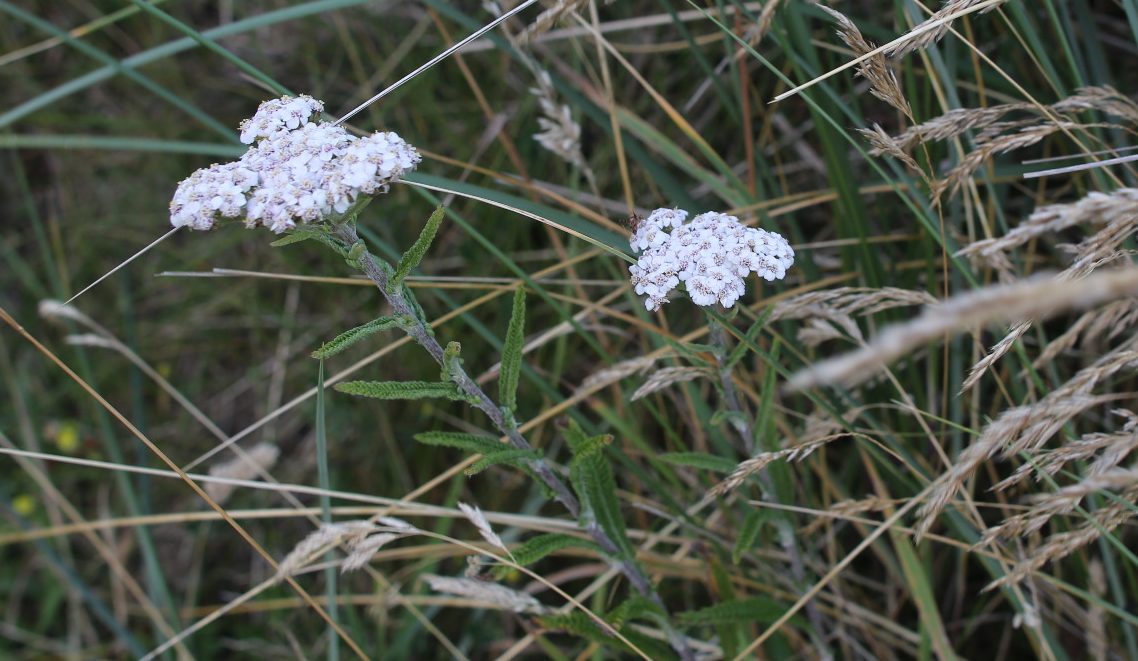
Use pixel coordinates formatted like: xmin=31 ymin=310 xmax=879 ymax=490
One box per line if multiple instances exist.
xmin=315 ymin=361 xmax=339 ymax=661
xmin=706 ymin=313 xmax=832 ymax=659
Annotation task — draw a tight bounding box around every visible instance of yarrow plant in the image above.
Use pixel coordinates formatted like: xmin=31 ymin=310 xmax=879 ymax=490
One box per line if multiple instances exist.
xmin=628 ymin=208 xmax=794 ymax=311
xmin=169 ymin=95 xmax=420 ymax=233
xmin=168 ymin=96 xmax=698 ymax=660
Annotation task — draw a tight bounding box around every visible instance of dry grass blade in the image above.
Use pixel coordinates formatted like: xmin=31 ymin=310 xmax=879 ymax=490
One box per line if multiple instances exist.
xmin=961 ymin=188 xmax=1138 ymax=390
xmin=987 ymin=466 xmax=1138 ymax=542
xmin=276 ymin=521 xmax=376 ymax=579
xmin=712 ymin=428 xmax=848 ymax=497
xmin=994 ymin=410 xmax=1138 ymax=491
xmin=423 ymin=574 xmax=547 ymax=614
xmin=959 ymin=189 xmax=1138 ymax=273
xmin=770 ymin=0 xmax=1007 ymax=103
xmin=986 ymin=501 xmax=1134 ymax=590
xmin=577 ymin=355 xmax=657 ymax=394
xmin=458 ymin=501 xmax=509 ymax=554
xmin=517 ymin=0 xmax=587 ymax=44
xmin=630 ymin=366 xmax=712 ymax=401
xmin=886 ymin=0 xmax=1011 ymax=58
xmin=788 ymin=269 xmax=1138 ymax=392
xmin=816 ymin=6 xmax=911 ymax=116
xmin=918 ymin=339 xmax=1138 ymax=538
xmin=530 ymin=70 xmax=597 ymax=189
xmin=205 ymin=442 xmax=281 ymax=504
xmin=341 ymin=533 xmax=401 ymax=573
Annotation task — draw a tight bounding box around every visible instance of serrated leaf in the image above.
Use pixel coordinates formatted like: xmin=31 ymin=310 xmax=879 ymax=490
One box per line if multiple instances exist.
xmin=392 ymin=205 xmax=445 ymax=289
xmin=465 ymin=448 xmax=543 ymax=476
xmin=490 ymin=534 xmax=599 ymax=579
xmin=335 ymin=380 xmax=468 ymax=401
xmin=732 ymin=508 xmax=773 ymax=564
xmin=499 ymin=286 xmax=526 ymax=414
xmin=538 ymin=612 xmax=677 ymax=661
xmin=566 ymin=421 xmax=635 ymax=560
xmin=270 ymin=232 xmax=316 ymax=247
xmin=271 ymin=225 xmax=343 ymax=254
xmin=413 ymin=431 xmax=504 ymax=454
xmin=311 ymin=316 xmax=401 ymax=359
xmin=659 ymin=452 xmax=736 ymax=473
xmin=711 ymin=409 xmax=750 ymax=428
xmin=709 ymin=559 xmax=744 ymax=659
xmin=678 ymin=597 xmax=791 ymax=626
xmin=605 ymin=596 xmax=668 ymax=629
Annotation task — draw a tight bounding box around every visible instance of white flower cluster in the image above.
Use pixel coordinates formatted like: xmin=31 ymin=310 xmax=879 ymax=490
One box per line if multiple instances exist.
xmin=170 ymin=95 xmax=421 ymax=233
xmin=628 ymin=208 xmax=794 ymax=311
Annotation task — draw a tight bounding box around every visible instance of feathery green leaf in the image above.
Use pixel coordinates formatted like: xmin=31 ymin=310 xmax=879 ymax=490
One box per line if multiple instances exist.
xmin=490 ymin=534 xmax=599 ymax=579
xmin=499 ymin=286 xmax=526 ymax=414
xmin=413 ymin=431 xmax=504 ymax=453
xmin=391 ymin=205 xmax=445 ymax=290
xmin=311 ymin=316 xmax=401 ymax=359
xmin=678 ymin=597 xmax=792 ymax=627
xmin=565 ymin=421 xmax=635 ymax=560
xmin=465 ymin=448 xmax=543 ymax=476
xmin=335 ymin=380 xmax=468 ymax=401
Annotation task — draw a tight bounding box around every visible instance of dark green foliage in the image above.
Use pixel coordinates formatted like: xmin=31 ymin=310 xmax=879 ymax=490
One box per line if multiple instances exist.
xmin=658 ymin=452 xmax=736 ymax=473
xmin=334 ymin=380 xmax=469 ymax=401
xmin=489 ymin=534 xmax=600 ymax=580
xmin=564 ymin=420 xmax=636 ymax=560
xmin=311 ymin=316 xmax=403 ymax=358
xmin=391 ymin=205 xmax=445 ymax=290
xmin=499 ymin=286 xmax=525 ymax=414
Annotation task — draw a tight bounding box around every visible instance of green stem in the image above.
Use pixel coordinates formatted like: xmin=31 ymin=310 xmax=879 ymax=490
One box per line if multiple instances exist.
xmin=706 ymin=310 xmax=833 ymax=659
xmin=316 ymin=361 xmax=339 ymax=661
xmin=330 ymin=222 xmax=694 ymax=661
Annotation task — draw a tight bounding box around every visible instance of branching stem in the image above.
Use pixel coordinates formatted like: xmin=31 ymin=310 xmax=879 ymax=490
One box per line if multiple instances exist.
xmin=333 ymin=222 xmax=693 ymax=661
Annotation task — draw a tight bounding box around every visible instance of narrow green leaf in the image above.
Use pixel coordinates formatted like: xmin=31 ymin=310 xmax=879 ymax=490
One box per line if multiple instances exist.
xmin=725 ymin=307 xmax=774 ymax=370
xmin=538 ymin=612 xmax=677 ymax=661
xmin=499 ymin=286 xmax=526 ymax=414
xmin=311 ymin=316 xmax=401 ymax=359
xmin=334 ymin=380 xmax=467 ymax=401
xmin=314 ymin=360 xmax=339 ymax=661
xmin=732 ymin=509 xmax=773 ymax=564
xmin=489 ymin=534 xmax=599 ymax=579
xmin=413 ymin=431 xmax=504 ymax=454
xmin=566 ymin=421 xmax=635 ymax=560
xmin=465 ymin=448 xmax=543 ymax=476
xmin=711 ymin=409 xmax=749 ymax=428
xmin=678 ymin=597 xmax=792 ymax=626
xmin=270 ymin=232 xmax=316 ymax=247
xmin=709 ymin=559 xmax=745 ymax=659
xmin=605 ymin=596 xmax=668 ymax=629
xmin=392 ymin=205 xmax=445 ymax=289
xmin=659 ymin=452 xmax=736 ymax=474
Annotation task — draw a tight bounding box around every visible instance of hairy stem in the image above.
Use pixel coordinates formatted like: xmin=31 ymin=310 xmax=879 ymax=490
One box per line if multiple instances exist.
xmin=333 ymin=222 xmax=694 ymax=660
xmin=708 ymin=314 xmax=833 ymax=659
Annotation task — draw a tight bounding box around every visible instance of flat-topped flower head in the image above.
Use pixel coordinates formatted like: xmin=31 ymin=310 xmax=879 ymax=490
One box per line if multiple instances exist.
xmin=628 ymin=208 xmax=794 ymax=311
xmin=170 ymin=95 xmax=421 ymax=233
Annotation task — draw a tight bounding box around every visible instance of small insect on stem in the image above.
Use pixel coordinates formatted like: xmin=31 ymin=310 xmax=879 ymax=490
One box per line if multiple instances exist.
xmin=347 ymin=240 xmax=366 ymax=262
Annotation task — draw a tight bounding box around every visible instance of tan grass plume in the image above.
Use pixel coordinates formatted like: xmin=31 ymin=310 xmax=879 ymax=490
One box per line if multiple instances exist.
xmin=787 ymin=269 xmax=1138 ymax=393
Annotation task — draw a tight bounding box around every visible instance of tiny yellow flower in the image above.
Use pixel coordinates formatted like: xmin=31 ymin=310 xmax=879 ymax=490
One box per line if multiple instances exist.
xmin=56 ymin=421 xmax=80 ymax=454
xmin=12 ymin=493 xmax=36 ymax=517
